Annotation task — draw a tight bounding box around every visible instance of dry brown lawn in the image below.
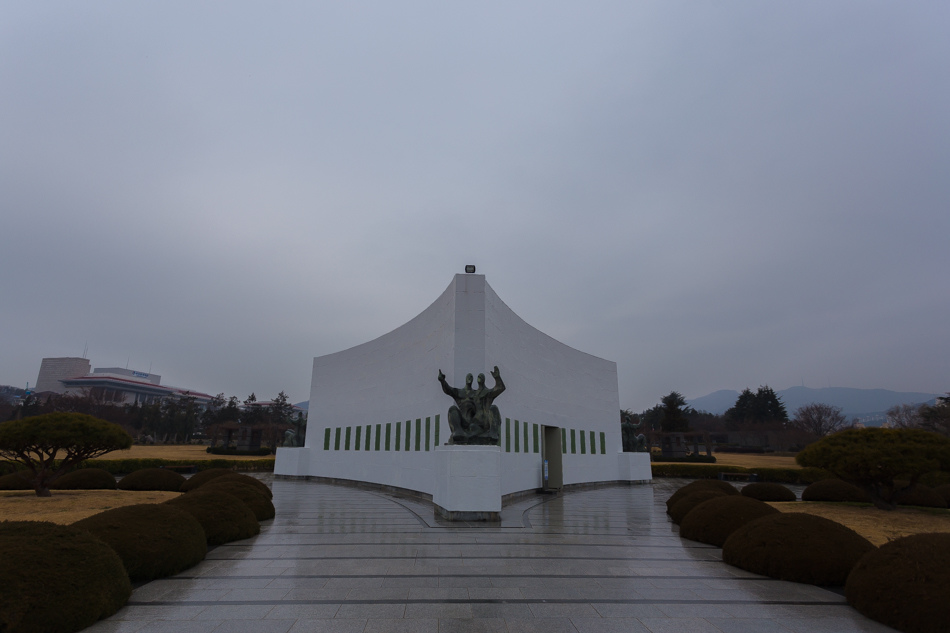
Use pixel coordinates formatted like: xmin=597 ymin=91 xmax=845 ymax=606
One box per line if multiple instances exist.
xmin=768 ymin=501 xmax=950 ymax=546
xmin=0 ymin=490 xmax=181 ymax=524
xmin=94 ymin=444 xmax=276 ymax=461
xmin=710 ymin=453 xmax=800 ymax=469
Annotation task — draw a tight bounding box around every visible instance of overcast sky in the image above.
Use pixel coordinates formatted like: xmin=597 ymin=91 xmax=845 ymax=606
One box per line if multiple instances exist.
xmin=2 ymin=2 xmax=948 ymax=411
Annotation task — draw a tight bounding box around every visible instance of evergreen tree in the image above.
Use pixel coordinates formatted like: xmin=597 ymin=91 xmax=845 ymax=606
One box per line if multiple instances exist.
xmin=660 ymin=391 xmax=689 ymax=432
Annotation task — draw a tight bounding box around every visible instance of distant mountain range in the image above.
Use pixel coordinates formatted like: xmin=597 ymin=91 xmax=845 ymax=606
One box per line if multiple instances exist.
xmin=688 ymin=387 xmax=941 ymax=423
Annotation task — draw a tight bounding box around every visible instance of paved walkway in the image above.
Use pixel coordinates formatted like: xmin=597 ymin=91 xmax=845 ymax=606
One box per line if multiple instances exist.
xmin=86 ymin=478 xmax=895 ymax=633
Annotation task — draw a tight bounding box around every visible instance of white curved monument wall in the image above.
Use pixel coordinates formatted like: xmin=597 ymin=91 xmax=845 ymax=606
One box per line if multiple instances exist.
xmin=275 ymin=273 xmax=650 ymax=497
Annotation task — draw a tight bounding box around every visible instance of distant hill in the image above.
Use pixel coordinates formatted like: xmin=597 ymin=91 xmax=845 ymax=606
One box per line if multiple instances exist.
xmin=688 ymin=387 xmax=940 ymax=422
xmin=295 ymin=401 xmax=309 ymax=411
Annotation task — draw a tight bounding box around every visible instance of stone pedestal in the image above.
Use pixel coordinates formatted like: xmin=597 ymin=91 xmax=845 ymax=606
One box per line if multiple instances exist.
xmin=617 ymin=451 xmax=653 ymax=483
xmin=433 ymin=445 xmax=502 ymax=521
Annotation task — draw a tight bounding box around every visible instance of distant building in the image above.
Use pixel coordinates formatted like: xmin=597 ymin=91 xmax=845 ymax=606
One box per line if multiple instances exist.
xmin=34 ymin=357 xmax=213 ymax=406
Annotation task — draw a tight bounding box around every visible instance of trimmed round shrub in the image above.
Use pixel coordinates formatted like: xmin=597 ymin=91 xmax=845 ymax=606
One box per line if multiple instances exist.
xmin=846 ymin=533 xmax=950 ymax=633
xmin=894 ymin=485 xmax=948 ymax=509
xmin=0 ymin=472 xmax=32 ymax=490
xmin=802 ymin=479 xmax=872 ymax=503
xmin=740 ymin=482 xmax=796 ymax=502
xmin=72 ymin=504 xmax=207 ymax=582
xmin=679 ymin=496 xmax=780 ymax=547
xmin=935 ymin=484 xmax=950 ymax=506
xmin=117 ymin=468 xmax=186 ymax=492
xmin=666 ymin=479 xmax=738 ymax=510
xmin=201 ymin=479 xmax=276 ymax=521
xmin=0 ymin=521 xmax=131 ymax=633
xmin=668 ymin=489 xmax=728 ymax=525
xmin=166 ymin=489 xmax=260 ymax=545
xmin=723 ymin=513 xmax=875 ymax=585
xmin=179 ymin=467 xmax=235 ymax=492
xmin=51 ymin=468 xmax=117 ymax=490
xmin=203 ymin=473 xmax=272 ymax=499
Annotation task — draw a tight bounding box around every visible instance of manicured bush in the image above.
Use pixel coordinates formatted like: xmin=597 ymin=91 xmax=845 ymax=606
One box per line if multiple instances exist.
xmin=72 ymin=504 xmax=207 ymax=582
xmin=845 ymin=533 xmax=950 ymax=633
xmin=0 ymin=521 xmax=131 ymax=633
xmin=935 ymin=483 xmax=950 ymax=506
xmin=117 ymin=467 xmax=186 ymax=491
xmin=722 ymin=513 xmax=875 ymax=585
xmin=802 ymin=479 xmax=872 ymax=503
xmin=679 ymin=496 xmax=780 ymax=547
xmin=666 ymin=479 xmax=738 ymax=510
xmin=893 ymin=484 xmax=948 ymax=509
xmin=205 ymin=473 xmax=272 ymax=499
xmin=668 ymin=489 xmax=729 ymax=525
xmin=0 ymin=413 xmax=132 ymax=496
xmin=0 ymin=472 xmax=32 ymax=490
xmin=179 ymin=467 xmax=235 ymax=492
xmin=796 ymin=427 xmax=950 ymax=509
xmin=200 ymin=479 xmax=275 ymax=521
xmin=166 ymin=489 xmax=260 ymax=545
xmin=741 ymin=482 xmax=796 ymax=502
xmin=51 ymin=468 xmax=116 ymax=490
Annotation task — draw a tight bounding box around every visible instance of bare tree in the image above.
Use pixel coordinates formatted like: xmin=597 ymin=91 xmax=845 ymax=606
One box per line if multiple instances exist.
xmin=885 ymin=403 xmax=922 ymax=429
xmin=790 ymin=403 xmax=848 ymax=437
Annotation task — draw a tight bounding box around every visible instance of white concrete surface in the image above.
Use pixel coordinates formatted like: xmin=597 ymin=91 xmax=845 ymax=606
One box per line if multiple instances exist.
xmin=433 ymin=445 xmax=502 ymax=515
xmin=275 ymin=273 xmax=651 ymax=501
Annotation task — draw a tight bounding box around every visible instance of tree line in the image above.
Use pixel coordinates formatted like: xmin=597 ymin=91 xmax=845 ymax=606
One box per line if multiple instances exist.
xmin=3 ymin=388 xmax=303 ymax=445
xmin=625 ymin=387 xmax=950 ymax=449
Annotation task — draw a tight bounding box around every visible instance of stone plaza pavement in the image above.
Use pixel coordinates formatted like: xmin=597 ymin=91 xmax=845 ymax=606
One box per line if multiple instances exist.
xmin=86 ymin=477 xmax=896 ymax=633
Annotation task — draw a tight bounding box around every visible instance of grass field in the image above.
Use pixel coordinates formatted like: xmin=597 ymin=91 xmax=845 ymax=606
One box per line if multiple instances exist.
xmin=707 ymin=453 xmax=800 ymax=469
xmin=94 ymin=445 xmax=276 ymax=461
xmin=0 ymin=490 xmax=181 ymax=523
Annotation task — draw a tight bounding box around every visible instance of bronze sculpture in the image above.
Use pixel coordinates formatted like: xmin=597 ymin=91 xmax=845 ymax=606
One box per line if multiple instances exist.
xmin=438 ymin=366 xmax=505 ymax=445
xmin=621 ymin=413 xmax=648 ymax=452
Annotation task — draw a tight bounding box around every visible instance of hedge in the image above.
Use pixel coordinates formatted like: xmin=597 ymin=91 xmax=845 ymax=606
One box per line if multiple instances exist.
xmin=846 ymin=533 xmax=950 ymax=633
xmin=650 ymin=463 xmax=834 ymax=484
xmin=723 ymin=513 xmax=875 ymax=586
xmin=72 ymin=504 xmax=207 ymax=582
xmin=117 ymin=468 xmax=186 ymax=492
xmin=50 ymin=468 xmax=117 ymax=490
xmin=651 ymin=455 xmax=717 ymax=463
xmin=0 ymin=521 xmax=131 ymax=633
xmin=166 ymin=490 xmax=260 ymax=545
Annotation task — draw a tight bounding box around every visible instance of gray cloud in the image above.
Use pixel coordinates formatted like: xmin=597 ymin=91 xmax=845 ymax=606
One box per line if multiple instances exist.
xmin=2 ymin=1 xmax=948 ymax=410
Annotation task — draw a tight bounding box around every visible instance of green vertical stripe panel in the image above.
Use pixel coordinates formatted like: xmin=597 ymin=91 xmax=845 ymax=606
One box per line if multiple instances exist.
xmin=524 ymin=421 xmax=529 ymax=453
xmin=323 ymin=428 xmax=331 ymax=450
xmin=600 ymin=432 xmax=606 ymax=455
xmin=344 ymin=427 xmax=351 ymax=450
xmin=561 ymin=428 xmax=567 ymax=453
xmin=505 ymin=418 xmax=511 ymax=452
xmin=375 ymin=424 xmax=381 ymax=451
xmin=533 ymin=424 xmax=539 ymax=453
xmin=579 ymin=429 xmax=586 ymax=454
xmin=570 ymin=429 xmax=576 ymax=454
xmin=395 ymin=422 xmax=401 ymax=451
xmin=435 ymin=414 xmax=440 ymax=447
xmin=365 ymin=425 xmax=371 ymax=451
xmin=425 ymin=417 xmax=431 ymax=451
xmin=415 ymin=419 xmax=421 ymax=451
xmin=355 ymin=426 xmax=362 ymax=450
xmin=385 ymin=423 xmax=391 ymax=451
xmin=334 ymin=427 xmax=341 ymax=451
xmin=405 ymin=421 xmax=411 ymax=451
xmin=590 ymin=431 xmax=596 ymax=455
xmin=514 ymin=420 xmax=520 ymax=452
